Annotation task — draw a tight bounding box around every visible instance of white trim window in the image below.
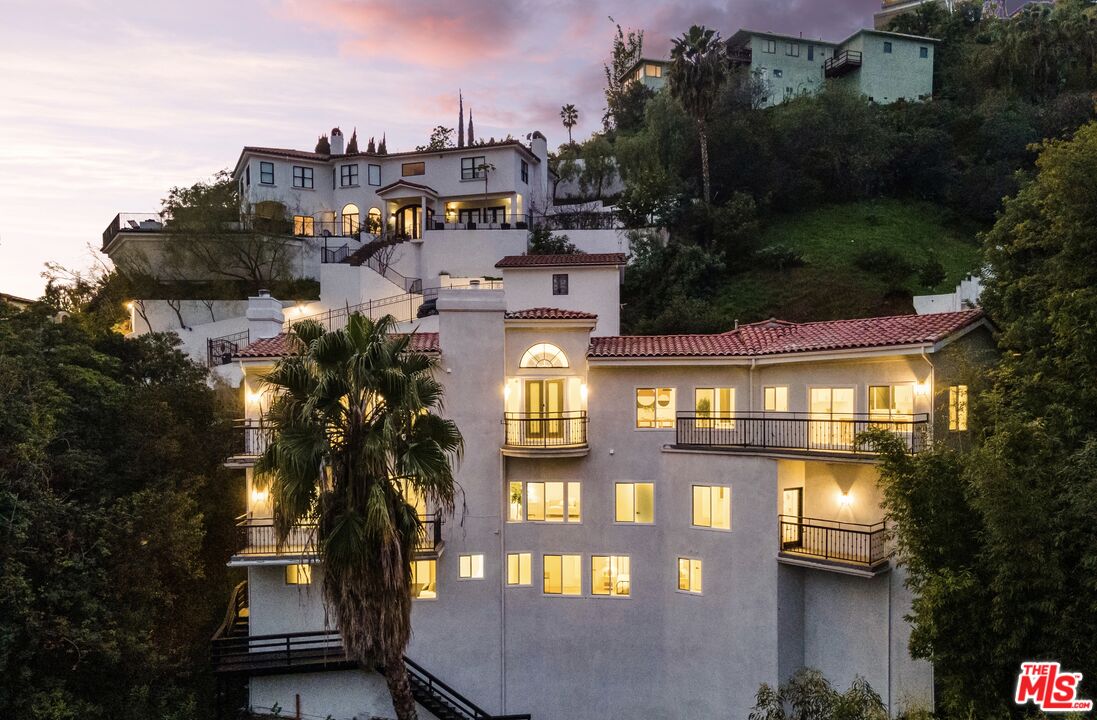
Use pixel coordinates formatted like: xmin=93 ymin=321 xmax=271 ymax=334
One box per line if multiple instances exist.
xmin=507 ymin=552 xmax=532 ymax=586
xmin=677 ymin=558 xmax=702 ymax=594
xmin=523 ymin=481 xmax=580 ymax=523
xmin=764 ymin=386 xmax=789 ymax=412
xmin=615 ymin=482 xmax=654 ymax=524
xmin=543 ymin=554 xmax=582 ymax=595
xmin=411 ymin=559 xmax=437 ymax=599
xmin=949 ymin=385 xmax=968 ymax=431
xmin=636 ymin=387 xmax=676 ymax=429
xmin=695 ymin=387 xmax=735 ymax=428
xmin=692 ymin=485 xmax=731 ymax=530
xmin=591 ymin=555 xmax=631 ymax=597
xmin=458 ymin=553 xmax=484 ymax=579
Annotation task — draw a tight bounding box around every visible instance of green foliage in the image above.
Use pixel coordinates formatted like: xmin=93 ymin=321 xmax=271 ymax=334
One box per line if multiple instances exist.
xmin=602 ymin=20 xmax=645 ymax=129
xmin=560 ymin=103 xmax=579 ymax=144
xmin=918 ymin=251 xmax=947 ymax=289
xmin=315 ymin=134 xmax=330 ymax=154
xmin=853 ymin=247 xmax=916 ymax=291
xmin=418 ymin=125 xmax=455 ymax=151
xmin=749 ymin=669 xmax=888 ymax=720
xmin=669 ymin=24 xmax=727 ymax=203
xmin=0 ymin=296 xmax=239 ymax=719
xmin=527 ymin=225 xmax=579 ymax=255
xmin=753 ymin=244 xmax=805 ymax=271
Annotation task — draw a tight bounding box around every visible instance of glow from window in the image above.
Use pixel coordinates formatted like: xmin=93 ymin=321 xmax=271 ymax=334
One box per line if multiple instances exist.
xmin=520 ymin=343 xmax=569 ymax=368
xmin=692 ymin=485 xmax=731 ymax=530
xmin=615 ymin=483 xmax=654 ymax=523
xmin=285 ymin=564 xmax=312 ymax=585
xmin=636 ymin=387 xmax=676 ymax=428
xmin=677 ymin=558 xmax=702 ymax=594
xmin=459 ymin=554 xmax=484 ymax=579
xmin=507 ymin=552 xmax=532 ymax=586
xmin=543 ymin=554 xmax=581 ymax=595
xmin=949 ymin=385 xmax=968 ymax=431
xmin=764 ymin=386 xmax=788 ymax=412
xmin=592 ymin=555 xmax=630 ymax=597
xmin=411 ymin=559 xmax=436 ymax=599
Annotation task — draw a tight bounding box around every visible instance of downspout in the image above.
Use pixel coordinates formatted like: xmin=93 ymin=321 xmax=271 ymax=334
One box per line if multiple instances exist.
xmin=919 ymin=347 xmax=935 ymax=436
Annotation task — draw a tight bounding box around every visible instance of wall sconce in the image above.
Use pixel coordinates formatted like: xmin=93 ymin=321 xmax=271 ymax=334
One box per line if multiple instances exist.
xmin=503 ymin=384 xmax=511 ymax=401
xmin=838 ymin=490 xmax=853 ymax=507
xmin=251 ymin=488 xmax=269 ymax=504
xmin=245 ymin=387 xmax=263 ymax=406
xmin=580 ymin=383 xmax=589 ymax=403
xmin=913 ymin=379 xmax=931 ymax=397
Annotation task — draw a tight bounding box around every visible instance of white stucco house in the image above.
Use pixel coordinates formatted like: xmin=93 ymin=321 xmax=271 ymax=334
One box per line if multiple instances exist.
xmin=214 ymin=256 xmax=994 ymax=719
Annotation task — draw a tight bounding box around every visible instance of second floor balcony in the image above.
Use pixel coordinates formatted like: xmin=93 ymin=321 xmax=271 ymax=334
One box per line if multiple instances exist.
xmin=778 ymin=515 xmax=890 ymax=576
xmin=225 ymin=419 xmax=270 ymax=467
xmin=231 ymin=514 xmax=444 ymax=565
xmin=674 ymin=412 xmax=928 ymax=458
xmin=502 ymin=411 xmax=588 ymax=457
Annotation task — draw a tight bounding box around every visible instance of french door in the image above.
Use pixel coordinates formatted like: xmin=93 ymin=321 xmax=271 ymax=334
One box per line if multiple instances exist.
xmin=525 ymin=379 xmax=564 ymax=439
xmin=809 ymin=387 xmax=855 ymax=450
xmin=781 ymin=487 xmax=804 ymax=549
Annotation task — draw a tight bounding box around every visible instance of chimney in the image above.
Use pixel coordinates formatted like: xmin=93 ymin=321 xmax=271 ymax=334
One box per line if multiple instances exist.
xmin=330 ymin=127 xmax=345 ymax=155
xmin=247 ymin=290 xmax=285 ymax=339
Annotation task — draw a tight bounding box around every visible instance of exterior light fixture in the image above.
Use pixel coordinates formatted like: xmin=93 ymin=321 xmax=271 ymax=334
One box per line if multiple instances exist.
xmin=913 ymin=379 xmax=931 ymax=396
xmin=580 ymin=383 xmax=589 ymax=403
xmin=251 ymin=488 xmax=269 ymax=504
xmin=838 ymin=491 xmax=853 ymax=507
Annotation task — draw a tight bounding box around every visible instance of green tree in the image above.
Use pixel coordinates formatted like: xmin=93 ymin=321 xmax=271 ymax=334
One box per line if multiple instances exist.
xmin=602 ymin=19 xmax=646 ymax=129
xmin=668 ymin=25 xmax=728 ymax=204
xmin=419 ymin=125 xmax=455 ymax=151
xmin=749 ymin=669 xmax=890 ymax=720
xmin=256 ymin=314 xmax=463 ymax=720
xmin=560 ymin=103 xmax=579 ymax=145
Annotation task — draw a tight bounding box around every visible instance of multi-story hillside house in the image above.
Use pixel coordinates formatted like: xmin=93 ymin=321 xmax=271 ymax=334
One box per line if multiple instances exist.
xmin=874 ymin=0 xmax=1055 ymax=28
xmin=622 ymin=26 xmax=937 ymax=107
xmin=100 ymin=127 xmax=626 ymax=370
xmin=212 ymin=256 xmax=993 ymax=720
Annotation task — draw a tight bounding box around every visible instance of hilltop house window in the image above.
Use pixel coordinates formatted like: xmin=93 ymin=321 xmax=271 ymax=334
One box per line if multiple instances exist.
xmin=949 ymin=385 xmax=968 ymax=431
xmin=636 ymin=388 xmax=676 ymax=429
xmin=458 ymin=554 xmax=484 ymax=579
xmin=259 ymin=161 xmax=274 ymax=185
xmin=920 ymin=46 xmax=929 ymax=58
xmin=508 ymin=481 xmax=524 ymax=522
xmin=524 ymin=481 xmax=581 ymax=523
xmin=543 ymin=554 xmax=582 ymax=595
xmin=367 ymin=163 xmax=381 ymax=186
xmin=884 ymin=41 xmax=893 ymax=54
xmin=808 ymin=45 xmax=814 ymax=61
xmin=292 ymin=166 xmax=314 ymax=189
xmin=367 ymin=207 xmax=382 ymax=234
xmin=786 ymin=42 xmax=800 ymax=57
xmin=763 ymin=39 xmax=776 ymax=53
xmin=520 ymin=343 xmax=568 ymax=368
xmin=245 ymin=165 xmax=251 ymax=185
xmin=591 ymin=555 xmax=631 ymax=597
xmin=552 ymin=273 xmax=569 ymax=295
xmin=340 ymin=164 xmax=358 ymax=187
xmin=773 ymin=68 xmax=783 ymax=78
xmin=285 ymin=564 xmax=312 ymax=585
xmin=341 ymin=204 xmax=360 ymax=235
xmin=461 ymin=156 xmax=486 ymax=180
xmin=507 ymin=552 xmax=532 ymax=586
xmin=293 ymin=215 xmax=314 ymax=237
xmin=410 ymin=559 xmax=436 ymax=599
xmin=615 ymin=482 xmax=654 ymax=524
xmin=692 ymin=485 xmax=731 ymax=530
xmin=521 ymin=160 xmax=529 ymax=183
xmin=645 ymin=63 xmax=663 ymax=78
xmin=695 ymin=388 xmax=735 ymax=428
xmin=402 ymin=161 xmax=426 ymax=177
xmin=764 ymin=386 xmax=789 ymax=412
xmin=869 ymin=384 xmax=914 ymax=418
xmin=678 ymin=558 xmax=703 ymax=594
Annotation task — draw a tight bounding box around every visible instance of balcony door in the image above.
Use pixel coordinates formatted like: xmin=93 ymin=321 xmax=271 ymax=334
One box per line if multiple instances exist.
xmin=525 ymin=379 xmax=564 ymax=439
xmin=781 ymin=487 xmax=803 ymax=549
xmin=809 ymin=387 xmax=855 ymax=450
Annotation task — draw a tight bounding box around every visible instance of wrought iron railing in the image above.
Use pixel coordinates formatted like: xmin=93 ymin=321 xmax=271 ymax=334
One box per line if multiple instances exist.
xmin=778 ymin=515 xmax=889 ymax=567
xmin=675 ymin=412 xmax=928 ymax=455
xmin=207 ymin=329 xmax=249 ymax=367
xmin=503 ymin=411 xmax=588 ymax=449
xmin=321 ymin=243 xmax=350 ymax=263
xmin=234 ymin=514 xmax=443 ymax=558
xmin=102 ymin=212 xmax=166 ymax=248
xmin=426 ymin=212 xmax=529 ymax=231
xmin=229 ymin=419 xmax=271 ymax=460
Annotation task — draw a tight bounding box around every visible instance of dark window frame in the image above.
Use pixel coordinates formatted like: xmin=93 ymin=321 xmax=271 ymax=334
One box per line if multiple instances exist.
xmin=919 ymin=46 xmax=929 ymax=58
xmin=763 ymin=39 xmax=776 ymax=54
xmin=884 ymin=41 xmax=893 ymax=54
xmin=402 ymin=161 xmax=426 ymax=177
xmin=520 ymin=160 xmax=529 ymax=184
xmin=786 ymin=42 xmax=799 ymax=57
xmin=292 ymin=165 xmax=314 ymax=189
xmin=367 ymin=164 xmax=381 ymax=186
xmin=552 ymin=273 xmax=569 ymax=296
xmin=259 ymin=161 xmax=275 ymax=185
xmin=461 ymin=156 xmax=486 ymax=180
xmin=340 ymin=164 xmax=359 ymax=187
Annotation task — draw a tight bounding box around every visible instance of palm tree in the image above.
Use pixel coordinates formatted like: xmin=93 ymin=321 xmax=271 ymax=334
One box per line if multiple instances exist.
xmin=560 ymin=103 xmax=579 ymax=145
xmin=668 ymin=25 xmax=728 ymax=204
xmin=256 ymin=314 xmax=462 ymax=720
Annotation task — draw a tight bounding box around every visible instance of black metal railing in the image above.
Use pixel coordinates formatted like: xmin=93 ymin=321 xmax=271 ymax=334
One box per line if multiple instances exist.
xmin=234 ymin=514 xmax=443 ymax=558
xmin=102 ymin=212 xmax=165 ymax=248
xmin=427 ymin=212 xmax=529 ymax=231
xmin=675 ymin=412 xmax=928 ymax=455
xmin=405 ymin=656 xmax=532 ymax=720
xmin=824 ymin=49 xmax=863 ymax=77
xmin=728 ymin=46 xmax=753 ymax=64
xmin=229 ymin=419 xmax=271 ymax=460
xmin=212 ymin=581 xmax=249 ymax=642
xmin=534 ymin=210 xmax=621 ymax=230
xmin=503 ymin=411 xmax=588 ymax=449
xmin=364 ymin=253 xmax=422 ymax=293
xmin=778 ymin=515 xmax=889 ymax=567
xmin=211 ymin=629 xmax=349 ymax=674
xmin=207 ymin=329 xmax=250 ymax=367
xmin=321 ymin=243 xmax=350 ymax=263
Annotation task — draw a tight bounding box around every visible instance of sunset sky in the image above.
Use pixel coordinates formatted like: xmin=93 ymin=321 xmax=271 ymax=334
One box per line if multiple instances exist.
xmin=0 ymin=0 xmax=879 ymax=298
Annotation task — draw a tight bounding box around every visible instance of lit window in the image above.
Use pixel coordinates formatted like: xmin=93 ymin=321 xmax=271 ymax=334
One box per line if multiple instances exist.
xmin=367 ymin=207 xmax=382 ymax=234
xmin=519 ymin=343 xmax=568 ymax=368
xmin=949 ymin=385 xmax=968 ymax=431
xmin=461 ymin=156 xmax=487 ymax=180
xmin=695 ymin=387 xmax=735 ymax=428
xmin=259 ymin=161 xmax=274 ymax=185
xmin=677 ymin=558 xmax=702 ymax=594
xmin=764 ymin=386 xmax=789 ymax=412
xmin=340 ymin=164 xmax=358 ymax=187
xmin=591 ymin=555 xmax=630 ymax=597
xmin=293 ymin=215 xmax=314 ymax=237
xmin=341 ymin=203 xmax=360 ymax=236
xmin=411 ymin=559 xmax=436 ymax=599
xmin=367 ymin=164 xmax=381 ymax=186
xmin=692 ymin=485 xmax=731 ymax=530
xmin=459 ymin=554 xmax=484 ymax=579
xmin=292 ymin=166 xmax=314 ymax=189
xmin=552 ymin=273 xmax=569 ymax=296
xmin=645 ymin=63 xmax=662 ymax=78
xmin=507 ymin=552 xmax=532 ymax=586
xmin=636 ymin=388 xmax=676 ymax=429
xmin=884 ymin=41 xmax=893 ymax=54
xmin=523 ymin=481 xmax=580 ymax=523
xmin=285 ymin=564 xmax=312 ymax=585
xmin=402 ymin=162 xmax=426 ymax=177
xmin=869 ymin=384 xmax=915 ymax=418
xmin=615 ymin=482 xmax=654 ymax=524
xmin=919 ymin=46 xmax=929 ymax=59
xmin=543 ymin=554 xmax=581 ymax=595
xmin=508 ymin=481 xmax=524 ymax=522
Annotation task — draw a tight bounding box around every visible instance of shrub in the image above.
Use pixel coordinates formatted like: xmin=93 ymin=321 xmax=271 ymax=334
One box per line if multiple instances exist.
xmin=754 ymin=244 xmax=805 ymax=271
xmin=528 ymin=225 xmax=580 ymax=255
xmin=918 ymin=252 xmax=947 ymax=289
xmin=853 ymin=247 xmax=915 ymax=290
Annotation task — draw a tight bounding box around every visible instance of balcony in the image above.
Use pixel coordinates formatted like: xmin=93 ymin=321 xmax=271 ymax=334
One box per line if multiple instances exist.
xmin=224 ymin=419 xmax=270 ymax=467
xmin=230 ymin=514 xmax=444 ymax=565
xmin=102 ymin=212 xmax=166 ymax=250
xmin=778 ymin=515 xmax=890 ymax=576
xmin=824 ymin=49 xmax=863 ymax=78
xmin=502 ymin=411 xmax=588 ymax=458
xmin=728 ymin=46 xmax=753 ymax=65
xmin=674 ymin=412 xmax=928 ymax=458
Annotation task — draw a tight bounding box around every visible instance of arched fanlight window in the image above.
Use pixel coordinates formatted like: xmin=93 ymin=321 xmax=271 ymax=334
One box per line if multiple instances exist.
xmin=341 ymin=203 xmax=360 ymax=235
xmin=520 ymin=343 xmax=569 ymax=369
xmin=367 ymin=207 xmax=382 ymax=234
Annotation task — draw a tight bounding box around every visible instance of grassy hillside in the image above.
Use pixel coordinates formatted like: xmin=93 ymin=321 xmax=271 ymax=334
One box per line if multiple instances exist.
xmin=709 ymin=199 xmax=983 ymax=324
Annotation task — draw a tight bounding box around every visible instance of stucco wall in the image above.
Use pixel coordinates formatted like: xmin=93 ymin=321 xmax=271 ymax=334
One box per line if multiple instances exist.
xmin=502 ymin=266 xmax=621 ymax=336
xmin=251 ymin=668 xmax=440 ymax=720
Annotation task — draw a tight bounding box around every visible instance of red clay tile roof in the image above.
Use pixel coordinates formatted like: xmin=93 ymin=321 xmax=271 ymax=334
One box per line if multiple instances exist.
xmin=505 ymin=308 xmax=598 ymax=321
xmin=588 ymin=310 xmax=986 ymax=359
xmin=495 ymin=253 xmax=627 ymax=268
xmin=234 ymin=332 xmax=440 ymax=359
xmin=234 ymin=140 xmax=538 ymax=175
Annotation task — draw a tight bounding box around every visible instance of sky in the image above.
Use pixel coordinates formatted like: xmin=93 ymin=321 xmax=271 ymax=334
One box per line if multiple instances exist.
xmin=0 ymin=0 xmax=878 ymax=299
